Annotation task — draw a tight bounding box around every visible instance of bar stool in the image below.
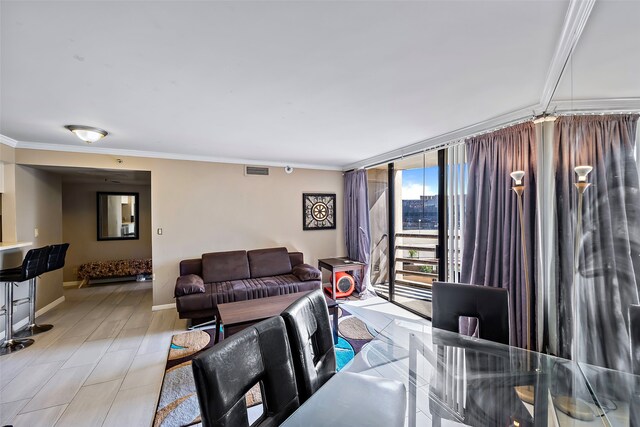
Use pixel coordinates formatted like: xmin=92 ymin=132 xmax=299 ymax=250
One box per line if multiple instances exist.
xmin=14 ymin=243 xmax=69 ymax=339
xmin=0 ymin=246 xmax=51 ymax=356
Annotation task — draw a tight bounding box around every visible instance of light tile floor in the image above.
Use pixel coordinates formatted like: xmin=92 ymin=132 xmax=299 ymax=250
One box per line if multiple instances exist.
xmin=0 ymin=283 xmax=427 ymax=427
xmin=0 ymin=281 xmax=184 ymax=427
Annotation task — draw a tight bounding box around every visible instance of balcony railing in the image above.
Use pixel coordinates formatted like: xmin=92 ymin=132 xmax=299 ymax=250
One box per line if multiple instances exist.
xmin=394 ymin=231 xmax=438 ymax=300
xmin=372 ymin=230 xmax=462 ymax=302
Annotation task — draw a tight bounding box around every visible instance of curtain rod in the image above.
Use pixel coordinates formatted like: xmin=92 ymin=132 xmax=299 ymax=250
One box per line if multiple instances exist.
xmin=554 ymin=110 xmax=640 ymax=117
xmin=362 ymin=109 xmax=640 ymax=170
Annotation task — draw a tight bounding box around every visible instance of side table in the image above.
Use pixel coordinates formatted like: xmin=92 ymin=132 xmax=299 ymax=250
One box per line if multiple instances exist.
xmin=317 ymin=257 xmax=366 ymax=300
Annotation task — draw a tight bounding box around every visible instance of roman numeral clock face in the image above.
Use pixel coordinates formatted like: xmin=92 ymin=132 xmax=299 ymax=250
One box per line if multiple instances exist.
xmin=303 ymin=193 xmax=336 ymax=230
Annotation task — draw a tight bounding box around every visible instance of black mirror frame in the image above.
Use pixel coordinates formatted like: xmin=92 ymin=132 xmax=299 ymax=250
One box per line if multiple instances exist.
xmin=96 ymin=191 xmax=140 ymax=241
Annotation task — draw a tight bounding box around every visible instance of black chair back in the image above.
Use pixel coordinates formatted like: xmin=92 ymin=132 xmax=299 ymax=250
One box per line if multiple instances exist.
xmin=432 ymin=282 xmax=510 ymax=345
xmin=46 ymin=243 xmax=70 ymax=272
xmin=281 ymin=289 xmax=336 ymax=403
xmin=192 ymin=316 xmax=299 ymax=427
xmin=21 ymin=246 xmax=52 ymax=281
xmin=630 ymin=304 xmax=640 ymax=375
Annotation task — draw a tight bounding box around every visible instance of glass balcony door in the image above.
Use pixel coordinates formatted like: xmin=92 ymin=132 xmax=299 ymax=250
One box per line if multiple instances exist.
xmin=391 ymin=150 xmax=441 ymax=317
xmin=367 ymin=147 xmax=467 ymax=319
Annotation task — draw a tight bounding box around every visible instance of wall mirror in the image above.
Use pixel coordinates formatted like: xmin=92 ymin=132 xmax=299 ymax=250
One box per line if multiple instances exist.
xmin=97 ymin=192 xmax=139 ymax=240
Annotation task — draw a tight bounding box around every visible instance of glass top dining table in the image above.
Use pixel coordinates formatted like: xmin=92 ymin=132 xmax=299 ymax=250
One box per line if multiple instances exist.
xmin=281 ymin=318 xmax=640 ymax=427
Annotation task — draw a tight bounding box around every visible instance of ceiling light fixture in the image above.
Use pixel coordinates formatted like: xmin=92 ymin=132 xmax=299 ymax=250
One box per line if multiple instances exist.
xmin=65 ymin=125 xmax=108 ymax=143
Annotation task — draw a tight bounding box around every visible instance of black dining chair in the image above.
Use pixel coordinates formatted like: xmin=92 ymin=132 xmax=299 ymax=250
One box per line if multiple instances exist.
xmin=192 ymin=316 xmax=299 ymax=427
xmin=281 ymin=289 xmax=336 ymax=403
xmin=432 ymin=281 xmax=511 ymax=345
xmin=0 ymin=246 xmax=51 ymax=355
xmin=13 ymin=243 xmax=69 ymax=339
xmin=429 ymin=282 xmax=534 ymax=426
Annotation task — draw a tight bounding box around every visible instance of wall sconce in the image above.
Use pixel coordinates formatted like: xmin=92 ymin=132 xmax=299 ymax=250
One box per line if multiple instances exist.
xmin=65 ymin=125 xmax=108 ymax=143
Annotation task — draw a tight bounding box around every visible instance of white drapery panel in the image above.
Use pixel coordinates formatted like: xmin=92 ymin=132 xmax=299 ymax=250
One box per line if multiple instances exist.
xmin=446 ymin=143 xmax=467 ymax=283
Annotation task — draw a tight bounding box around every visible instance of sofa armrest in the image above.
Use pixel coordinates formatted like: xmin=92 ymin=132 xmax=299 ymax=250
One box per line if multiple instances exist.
xmin=292 ymin=264 xmax=321 ymax=281
xmin=175 ymin=274 xmax=206 ymax=297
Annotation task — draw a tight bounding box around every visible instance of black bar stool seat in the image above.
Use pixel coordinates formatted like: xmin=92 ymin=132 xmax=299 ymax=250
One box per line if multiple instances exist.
xmin=13 ymin=244 xmax=69 ymax=339
xmin=0 ymin=246 xmax=51 ymax=355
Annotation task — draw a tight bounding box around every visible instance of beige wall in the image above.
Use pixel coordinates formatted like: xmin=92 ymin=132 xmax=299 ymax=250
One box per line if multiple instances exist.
xmin=62 ymin=182 xmax=152 ymax=282
xmin=1 ymin=145 xmax=18 ymax=243
xmin=15 ymin=149 xmax=346 ymax=306
xmin=0 ymin=165 xmax=63 ymax=335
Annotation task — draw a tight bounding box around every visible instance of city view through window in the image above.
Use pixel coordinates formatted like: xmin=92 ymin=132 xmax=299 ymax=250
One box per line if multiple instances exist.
xmin=401 ymin=167 xmax=439 ymax=230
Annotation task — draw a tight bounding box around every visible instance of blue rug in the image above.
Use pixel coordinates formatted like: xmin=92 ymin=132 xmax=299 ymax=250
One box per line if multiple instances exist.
xmin=334 ymin=308 xmax=377 ymax=370
xmin=335 ymin=336 xmax=356 ymax=370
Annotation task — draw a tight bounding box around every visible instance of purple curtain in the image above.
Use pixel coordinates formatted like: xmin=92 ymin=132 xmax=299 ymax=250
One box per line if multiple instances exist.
xmin=461 ymin=122 xmax=537 ymax=349
xmin=554 ymin=115 xmax=640 ymax=371
xmin=344 ymin=169 xmax=375 ymax=297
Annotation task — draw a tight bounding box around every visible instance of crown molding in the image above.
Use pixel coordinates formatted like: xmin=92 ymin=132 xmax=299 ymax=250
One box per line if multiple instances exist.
xmin=547 ymin=97 xmax=640 ymax=114
xmin=10 ymin=139 xmax=343 ymax=171
xmin=343 ymin=104 xmax=542 ymax=170
xmin=0 ymin=134 xmax=19 ymax=148
xmin=539 ymin=0 xmax=596 ymax=111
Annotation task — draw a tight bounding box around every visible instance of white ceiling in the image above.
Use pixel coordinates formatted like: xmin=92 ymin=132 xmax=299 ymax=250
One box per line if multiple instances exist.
xmin=0 ymin=1 xmax=637 ymax=169
xmin=553 ymin=0 xmax=640 ymax=102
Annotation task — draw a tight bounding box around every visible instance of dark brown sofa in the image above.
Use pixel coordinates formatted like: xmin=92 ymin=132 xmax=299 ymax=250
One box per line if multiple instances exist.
xmin=175 ymin=247 xmax=322 ymax=320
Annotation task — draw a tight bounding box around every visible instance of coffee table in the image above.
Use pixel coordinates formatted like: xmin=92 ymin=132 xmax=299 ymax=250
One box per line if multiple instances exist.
xmin=215 ymin=291 xmax=338 ymax=344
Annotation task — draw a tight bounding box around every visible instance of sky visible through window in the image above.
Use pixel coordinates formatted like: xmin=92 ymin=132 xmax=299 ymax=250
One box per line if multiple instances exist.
xmin=400 ymin=164 xmax=468 ymax=230
xmin=402 ymin=167 xmax=439 ymax=199
xmin=401 ymin=167 xmax=439 ymax=230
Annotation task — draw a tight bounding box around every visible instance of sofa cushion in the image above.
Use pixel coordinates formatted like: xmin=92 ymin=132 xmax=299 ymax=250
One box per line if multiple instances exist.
xmin=247 ymin=247 xmax=292 ymax=278
xmin=180 ymin=258 xmax=202 ymax=277
xmin=176 ymin=275 xmax=323 ymax=319
xmin=175 ymin=274 xmax=206 ymax=297
xmin=288 ymin=252 xmax=304 ymax=268
xmin=202 ymin=250 xmax=250 ymax=283
xmin=292 ymin=264 xmax=322 ymax=281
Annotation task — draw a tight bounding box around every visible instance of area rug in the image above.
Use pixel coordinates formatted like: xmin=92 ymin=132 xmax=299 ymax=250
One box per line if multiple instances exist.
xmin=153 ymin=307 xmax=376 ymax=427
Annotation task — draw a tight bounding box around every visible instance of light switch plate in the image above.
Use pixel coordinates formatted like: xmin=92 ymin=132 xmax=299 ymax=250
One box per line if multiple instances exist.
xmin=34 ymin=228 xmax=39 ymax=238
xmin=157 ymin=228 xmax=163 ymax=235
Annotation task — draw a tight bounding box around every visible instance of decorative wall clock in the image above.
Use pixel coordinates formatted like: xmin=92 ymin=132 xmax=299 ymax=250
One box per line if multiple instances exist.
xmin=303 ymin=193 xmax=336 ymax=230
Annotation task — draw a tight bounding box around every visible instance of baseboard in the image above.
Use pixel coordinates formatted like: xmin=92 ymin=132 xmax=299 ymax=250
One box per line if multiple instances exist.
xmin=37 ymin=296 xmax=66 ymax=317
xmin=152 ymin=302 xmax=177 ymax=312
xmin=63 ymin=281 xmax=81 ymax=288
xmin=0 ymin=295 xmax=66 ymax=340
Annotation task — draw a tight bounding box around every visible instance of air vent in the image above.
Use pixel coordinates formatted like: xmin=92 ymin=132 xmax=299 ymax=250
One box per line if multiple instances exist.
xmin=245 ymin=166 xmax=270 ymax=176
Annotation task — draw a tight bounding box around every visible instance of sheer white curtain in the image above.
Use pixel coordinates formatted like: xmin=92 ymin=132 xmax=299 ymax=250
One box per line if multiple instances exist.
xmin=446 ymin=143 xmax=467 ymax=283
xmin=535 ymin=119 xmax=557 ymax=354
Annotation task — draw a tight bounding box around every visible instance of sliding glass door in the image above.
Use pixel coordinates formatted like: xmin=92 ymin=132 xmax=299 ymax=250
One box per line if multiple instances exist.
xmin=367 ymin=147 xmax=467 ymax=319
xmin=391 ymin=151 xmax=441 ymax=317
